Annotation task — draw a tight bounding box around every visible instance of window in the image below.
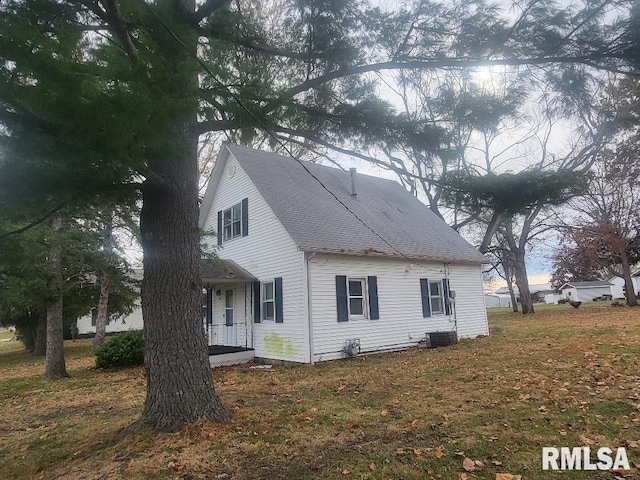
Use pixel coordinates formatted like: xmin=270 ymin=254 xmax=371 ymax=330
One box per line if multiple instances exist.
xmin=223 ymin=203 xmax=242 ymax=241
xmin=429 ymin=280 xmax=444 ymax=314
xmin=348 ymin=278 xmax=367 ymax=317
xmin=217 ymin=198 xmax=248 ymax=245
xmin=336 ymin=275 xmax=379 ymax=321
xmin=420 ymin=277 xmax=451 ymax=317
xmin=254 ymin=278 xmax=283 ymax=323
xmin=262 ymin=281 xmax=275 ymax=320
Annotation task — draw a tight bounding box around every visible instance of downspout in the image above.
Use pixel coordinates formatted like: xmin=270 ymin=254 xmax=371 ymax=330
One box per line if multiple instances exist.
xmin=306 ymin=252 xmax=316 ymax=365
xmin=445 ymin=263 xmax=458 ymax=337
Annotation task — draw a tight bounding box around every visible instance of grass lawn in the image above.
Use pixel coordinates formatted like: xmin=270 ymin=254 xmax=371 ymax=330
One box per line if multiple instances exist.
xmin=0 ymin=305 xmax=639 ymax=480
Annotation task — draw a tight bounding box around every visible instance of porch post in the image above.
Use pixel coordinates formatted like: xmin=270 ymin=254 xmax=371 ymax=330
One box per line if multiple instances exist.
xmin=206 ymin=288 xmax=213 ymax=325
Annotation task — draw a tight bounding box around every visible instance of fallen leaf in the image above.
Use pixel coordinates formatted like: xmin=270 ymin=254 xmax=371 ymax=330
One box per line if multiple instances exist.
xmin=580 ymin=435 xmax=595 ymax=446
xmin=459 ymin=474 xmax=468 ymax=480
xmin=369 ymin=463 xmax=376 ymax=471
xmin=463 ymin=457 xmax=476 ymax=472
xmin=435 ymin=446 xmax=445 ymax=459
xmin=341 ymin=469 xmax=350 ymax=475
xmin=380 ymin=409 xmax=388 ymax=417
xmin=413 ymin=448 xmax=423 ymax=456
xmin=496 ymin=474 xmax=522 ymax=480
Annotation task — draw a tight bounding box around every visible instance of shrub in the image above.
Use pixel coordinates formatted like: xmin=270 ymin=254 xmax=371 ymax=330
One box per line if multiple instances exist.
xmin=95 ymin=330 xmax=144 ymax=369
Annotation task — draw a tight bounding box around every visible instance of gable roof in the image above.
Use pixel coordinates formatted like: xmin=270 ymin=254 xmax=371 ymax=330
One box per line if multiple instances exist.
xmin=202 ymin=144 xmax=486 ymax=263
xmin=559 ymin=281 xmax=612 ymax=289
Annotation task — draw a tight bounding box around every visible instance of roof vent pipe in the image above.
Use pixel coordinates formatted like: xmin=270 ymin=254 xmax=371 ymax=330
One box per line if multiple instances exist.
xmin=349 ymin=168 xmax=357 ymax=198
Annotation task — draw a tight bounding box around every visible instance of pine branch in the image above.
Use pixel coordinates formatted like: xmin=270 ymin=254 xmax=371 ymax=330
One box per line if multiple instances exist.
xmin=190 ymin=0 xmax=229 ymax=24
xmin=274 ymin=55 xmax=636 ymax=104
xmin=100 ymin=0 xmax=139 ymax=65
xmin=0 ymin=204 xmax=66 ymax=239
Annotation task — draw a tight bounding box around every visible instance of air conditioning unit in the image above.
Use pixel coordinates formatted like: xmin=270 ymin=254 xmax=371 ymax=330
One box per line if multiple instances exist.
xmin=426 ymin=331 xmax=458 ymax=348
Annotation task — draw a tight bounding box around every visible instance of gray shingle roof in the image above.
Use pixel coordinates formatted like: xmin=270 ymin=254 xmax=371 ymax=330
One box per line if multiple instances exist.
xmin=227 ymin=144 xmax=486 ymax=263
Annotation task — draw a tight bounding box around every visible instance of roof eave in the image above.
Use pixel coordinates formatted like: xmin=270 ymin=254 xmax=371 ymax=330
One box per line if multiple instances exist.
xmin=300 ymin=246 xmax=488 ymax=264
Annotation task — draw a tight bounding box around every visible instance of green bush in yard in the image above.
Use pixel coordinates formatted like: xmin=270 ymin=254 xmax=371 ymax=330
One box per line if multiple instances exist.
xmin=95 ymin=330 xmax=144 ymax=369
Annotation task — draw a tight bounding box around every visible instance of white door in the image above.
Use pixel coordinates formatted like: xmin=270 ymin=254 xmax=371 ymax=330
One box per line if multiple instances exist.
xmin=224 ymin=290 xmax=236 ymax=346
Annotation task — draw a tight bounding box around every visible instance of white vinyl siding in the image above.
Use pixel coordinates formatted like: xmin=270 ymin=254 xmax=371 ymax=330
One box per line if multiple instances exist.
xmin=202 ymin=153 xmax=308 ymax=362
xmin=446 ymin=263 xmax=489 ymax=338
xmin=561 ymin=286 xmax=613 ymax=303
xmin=309 ymin=254 xmax=488 ymax=362
xmin=76 ymin=302 xmax=143 ymax=335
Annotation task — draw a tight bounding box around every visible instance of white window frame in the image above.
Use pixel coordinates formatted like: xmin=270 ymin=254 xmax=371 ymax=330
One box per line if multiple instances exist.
xmin=429 ymin=280 xmax=444 ymax=314
xmin=262 ymin=281 xmax=275 ymax=321
xmin=347 ymin=277 xmax=368 ymax=319
xmin=223 ymin=202 xmax=242 ymax=242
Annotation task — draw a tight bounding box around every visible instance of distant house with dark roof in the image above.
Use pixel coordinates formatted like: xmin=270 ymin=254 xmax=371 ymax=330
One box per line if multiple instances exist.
xmin=559 ymin=281 xmax=613 ymax=302
xmin=198 ymin=144 xmax=489 ymax=364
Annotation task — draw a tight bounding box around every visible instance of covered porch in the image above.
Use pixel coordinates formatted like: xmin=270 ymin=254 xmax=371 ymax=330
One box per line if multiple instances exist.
xmin=201 ymin=258 xmax=256 ymax=366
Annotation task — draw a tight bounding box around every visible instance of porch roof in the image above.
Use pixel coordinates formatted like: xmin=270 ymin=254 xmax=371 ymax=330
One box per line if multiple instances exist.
xmin=200 ymin=258 xmax=256 ymax=285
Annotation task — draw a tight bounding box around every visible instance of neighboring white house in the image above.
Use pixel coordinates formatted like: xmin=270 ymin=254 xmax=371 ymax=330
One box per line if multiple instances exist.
xmin=484 ymin=293 xmax=512 ymax=308
xmin=558 ymin=281 xmax=613 ymax=302
xmin=493 ymin=283 xmax=556 ymax=303
xmin=198 ymin=144 xmax=489 ymax=364
xmin=76 ymin=270 xmax=143 ymax=336
xmin=608 ymin=272 xmax=640 ymax=300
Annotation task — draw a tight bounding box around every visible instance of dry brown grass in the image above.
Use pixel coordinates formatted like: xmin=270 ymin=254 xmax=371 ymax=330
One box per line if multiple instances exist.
xmin=1 ymin=304 xmax=639 ymax=480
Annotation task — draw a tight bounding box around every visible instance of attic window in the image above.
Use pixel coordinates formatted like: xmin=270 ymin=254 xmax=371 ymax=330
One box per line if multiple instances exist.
xmin=218 ymin=198 xmax=248 ymax=245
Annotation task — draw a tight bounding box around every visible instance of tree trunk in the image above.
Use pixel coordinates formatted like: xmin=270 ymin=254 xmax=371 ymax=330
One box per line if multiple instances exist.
xmin=33 ymin=311 xmax=47 ymax=356
xmin=506 ymin=277 xmax=518 ymax=313
xmin=44 ymin=213 xmax=68 ymax=379
xmin=513 ymin=251 xmax=535 ymax=315
xmin=94 ymin=213 xmax=114 ymax=347
xmin=620 ymin=252 xmax=638 ymax=307
xmin=128 ymin=0 xmax=229 ymax=432
xmin=93 ymin=275 xmax=110 ymax=347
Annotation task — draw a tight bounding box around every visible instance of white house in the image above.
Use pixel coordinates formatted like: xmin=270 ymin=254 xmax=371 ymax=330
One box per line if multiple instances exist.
xmin=559 ymin=281 xmax=613 ymax=302
xmin=76 ymin=270 xmax=144 ymax=336
xmin=608 ymin=272 xmax=640 ymax=300
xmin=198 ymin=144 xmax=489 ymax=364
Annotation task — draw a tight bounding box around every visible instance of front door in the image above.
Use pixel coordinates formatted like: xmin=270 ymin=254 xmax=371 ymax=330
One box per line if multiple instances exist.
xmin=224 ymin=289 xmax=236 ymax=346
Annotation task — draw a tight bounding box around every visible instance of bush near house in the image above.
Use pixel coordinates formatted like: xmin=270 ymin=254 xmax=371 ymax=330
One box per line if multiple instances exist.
xmin=94 ymin=330 xmax=144 ymax=369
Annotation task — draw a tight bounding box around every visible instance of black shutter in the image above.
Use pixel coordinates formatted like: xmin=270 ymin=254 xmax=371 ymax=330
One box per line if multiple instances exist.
xmin=420 ymin=278 xmax=431 ymax=317
xmin=241 ymin=197 xmax=249 ymax=237
xmin=368 ymin=276 xmax=379 ymax=320
xmin=206 ymin=288 xmax=213 ymax=325
xmin=336 ymin=275 xmax=348 ymax=322
xmin=275 ymin=277 xmax=283 ymax=323
xmin=442 ymin=278 xmax=451 ymax=315
xmin=253 ymin=281 xmax=261 ymax=323
xmin=217 ymin=210 xmax=223 ymax=245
